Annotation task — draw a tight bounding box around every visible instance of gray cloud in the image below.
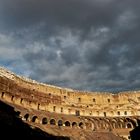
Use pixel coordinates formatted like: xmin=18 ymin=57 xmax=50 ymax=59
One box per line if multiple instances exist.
xmin=0 ymin=0 xmax=140 ymax=92
xmin=0 ymin=0 xmax=130 ymax=33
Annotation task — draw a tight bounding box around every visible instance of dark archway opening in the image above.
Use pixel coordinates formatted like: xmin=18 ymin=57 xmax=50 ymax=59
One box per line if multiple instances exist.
xmin=65 ymin=121 xmax=70 ymax=127
xmin=50 ymin=119 xmax=56 ymax=125
xmin=72 ymin=122 xmax=77 ymax=128
xmin=24 ymin=114 xmax=29 ymax=121
xmin=75 ymin=110 xmax=80 ymax=116
xmin=32 ymin=116 xmax=38 ymax=123
xmin=42 ymin=118 xmax=48 ymax=124
xmin=127 ymin=123 xmax=132 ymax=128
xmin=58 ymin=120 xmax=63 ymax=126
xmin=79 ymin=122 xmax=84 ymax=129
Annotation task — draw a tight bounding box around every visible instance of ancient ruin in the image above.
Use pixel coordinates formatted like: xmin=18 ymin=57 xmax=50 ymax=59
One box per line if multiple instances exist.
xmin=0 ymin=67 xmax=139 ymax=140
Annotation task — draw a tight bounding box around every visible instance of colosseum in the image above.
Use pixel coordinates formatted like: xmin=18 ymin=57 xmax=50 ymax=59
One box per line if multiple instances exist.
xmin=0 ymin=67 xmax=139 ymax=140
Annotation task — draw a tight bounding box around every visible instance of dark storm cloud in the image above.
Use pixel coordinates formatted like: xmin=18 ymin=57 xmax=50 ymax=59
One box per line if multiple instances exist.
xmin=0 ymin=0 xmax=126 ymax=33
xmin=0 ymin=0 xmax=140 ymax=92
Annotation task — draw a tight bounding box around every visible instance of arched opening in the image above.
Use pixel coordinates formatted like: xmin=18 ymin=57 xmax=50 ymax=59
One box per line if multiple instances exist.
xmin=104 ymin=112 xmax=107 ymax=117
xmin=58 ymin=120 xmax=63 ymax=126
xmin=111 ymin=121 xmax=118 ymax=129
xmin=78 ymin=97 xmax=81 ymax=102
xmin=79 ymin=122 xmax=84 ymax=129
xmin=38 ymin=103 xmax=40 ymax=110
xmin=117 ymin=111 xmax=120 ymax=115
xmin=1 ymin=92 xmax=4 ymax=98
xmin=50 ymin=119 xmax=56 ymax=125
xmin=107 ymin=99 xmax=110 ymax=103
xmin=118 ymin=118 xmax=126 ymax=128
xmin=126 ymin=123 xmax=133 ymax=128
xmin=65 ymin=121 xmax=71 ymax=127
xmin=53 ymin=106 xmax=56 ymax=112
xmin=24 ymin=114 xmax=29 ymax=121
xmin=101 ymin=119 xmax=110 ymax=130
xmin=126 ymin=118 xmax=137 ymax=128
xmin=124 ymin=111 xmax=127 ymax=115
xmin=75 ymin=110 xmax=80 ymax=116
xmin=91 ymin=119 xmax=99 ymax=130
xmin=42 ymin=117 xmax=48 ymax=124
xmin=131 ymin=119 xmax=137 ymax=128
xmin=61 ymin=107 xmax=63 ymax=113
xmin=11 ymin=96 xmax=14 ymax=101
xmin=32 ymin=116 xmax=38 ymax=123
xmin=93 ymin=98 xmax=96 ymax=102
xmin=20 ymin=98 xmax=23 ymax=104
xmin=72 ymin=122 xmax=77 ymax=128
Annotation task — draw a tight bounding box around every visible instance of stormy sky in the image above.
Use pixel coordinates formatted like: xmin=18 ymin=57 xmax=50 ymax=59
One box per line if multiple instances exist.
xmin=0 ymin=0 xmax=140 ymax=92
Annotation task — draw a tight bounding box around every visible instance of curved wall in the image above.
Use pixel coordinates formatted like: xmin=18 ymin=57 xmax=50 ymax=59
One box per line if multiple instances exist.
xmin=0 ymin=68 xmax=140 ymax=118
xmin=0 ymin=67 xmax=140 ymax=140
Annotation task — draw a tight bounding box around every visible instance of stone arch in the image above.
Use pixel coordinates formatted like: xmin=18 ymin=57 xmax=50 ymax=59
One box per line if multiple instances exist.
xmin=116 ymin=118 xmax=124 ymax=128
xmin=99 ymin=118 xmax=106 ymax=129
xmin=118 ymin=121 xmax=123 ymax=128
xmin=32 ymin=116 xmax=38 ymax=123
xmin=42 ymin=117 xmax=48 ymax=124
xmin=65 ymin=121 xmax=71 ymax=127
xmin=124 ymin=118 xmax=136 ymax=129
xmin=127 ymin=118 xmax=137 ymax=128
xmin=79 ymin=122 xmax=85 ymax=129
xmin=58 ymin=120 xmax=63 ymax=126
xmin=110 ymin=119 xmax=118 ymax=129
xmin=131 ymin=118 xmax=138 ymax=127
xmin=104 ymin=118 xmax=113 ymax=130
xmin=102 ymin=118 xmax=112 ymax=130
xmin=90 ymin=118 xmax=100 ymax=130
xmin=126 ymin=122 xmax=133 ymax=128
xmin=104 ymin=118 xmax=110 ymax=122
xmin=95 ymin=118 xmax=105 ymax=129
xmin=118 ymin=118 xmax=124 ymax=122
xmin=120 ymin=118 xmax=125 ymax=124
xmin=50 ymin=119 xmax=56 ymax=125
xmin=72 ymin=122 xmax=77 ymax=128
xmin=111 ymin=121 xmax=117 ymax=129
xmin=24 ymin=113 xmax=30 ymax=121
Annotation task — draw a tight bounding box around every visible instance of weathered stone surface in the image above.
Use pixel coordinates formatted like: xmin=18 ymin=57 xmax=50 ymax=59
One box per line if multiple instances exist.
xmin=0 ymin=67 xmax=139 ymax=140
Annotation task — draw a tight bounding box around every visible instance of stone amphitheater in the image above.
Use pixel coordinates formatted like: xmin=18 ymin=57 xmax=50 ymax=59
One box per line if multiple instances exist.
xmin=0 ymin=67 xmax=139 ymax=140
